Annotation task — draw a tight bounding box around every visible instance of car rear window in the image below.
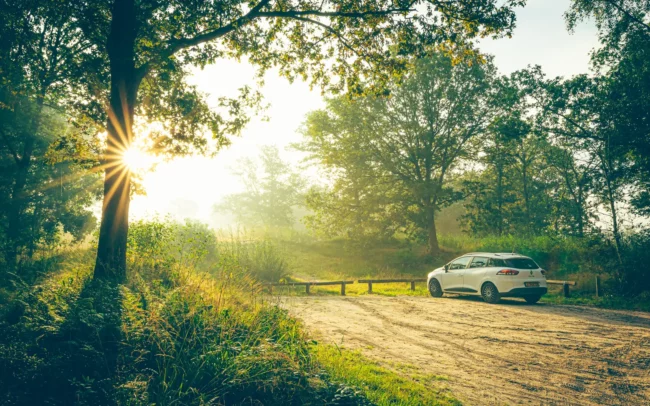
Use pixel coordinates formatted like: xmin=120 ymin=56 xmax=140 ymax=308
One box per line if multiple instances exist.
xmin=504 ymin=258 xmax=539 ymax=269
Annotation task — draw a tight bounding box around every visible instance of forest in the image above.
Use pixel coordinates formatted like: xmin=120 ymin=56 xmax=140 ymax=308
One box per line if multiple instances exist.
xmin=1 ymin=0 xmax=649 ymax=405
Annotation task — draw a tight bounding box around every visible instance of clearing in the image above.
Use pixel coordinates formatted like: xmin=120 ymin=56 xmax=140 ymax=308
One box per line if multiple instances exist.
xmin=284 ymin=295 xmax=650 ymax=405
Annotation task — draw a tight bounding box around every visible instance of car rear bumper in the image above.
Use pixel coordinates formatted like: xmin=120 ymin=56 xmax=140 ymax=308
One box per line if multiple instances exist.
xmin=501 ymin=287 xmax=548 ymax=297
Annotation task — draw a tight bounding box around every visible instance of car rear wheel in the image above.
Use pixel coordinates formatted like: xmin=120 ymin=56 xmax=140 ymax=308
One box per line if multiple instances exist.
xmin=428 ymin=279 xmax=443 ymax=298
xmin=481 ymin=282 xmax=500 ymax=304
xmin=524 ymin=295 xmax=541 ymax=304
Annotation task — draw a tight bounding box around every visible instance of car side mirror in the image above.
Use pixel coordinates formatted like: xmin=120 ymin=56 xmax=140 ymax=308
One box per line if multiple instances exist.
xmin=444 ymin=264 xmax=449 ymax=272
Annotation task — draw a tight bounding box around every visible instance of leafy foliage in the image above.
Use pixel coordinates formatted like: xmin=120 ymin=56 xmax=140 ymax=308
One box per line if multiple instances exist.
xmin=0 ymin=99 xmax=100 ymax=270
xmin=299 ymin=52 xmax=497 ymax=253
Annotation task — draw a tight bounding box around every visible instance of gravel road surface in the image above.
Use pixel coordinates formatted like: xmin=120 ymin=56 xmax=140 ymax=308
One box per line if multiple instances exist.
xmin=284 ymin=295 xmax=650 ymax=405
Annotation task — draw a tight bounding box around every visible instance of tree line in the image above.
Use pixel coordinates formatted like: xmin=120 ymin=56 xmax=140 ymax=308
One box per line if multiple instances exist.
xmin=0 ymin=0 xmax=522 ymax=282
xmin=216 ymin=2 xmax=650 ymax=294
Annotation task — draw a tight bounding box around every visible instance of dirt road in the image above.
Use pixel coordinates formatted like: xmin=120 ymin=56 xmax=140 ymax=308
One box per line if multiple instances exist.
xmin=284 ymin=295 xmax=650 ymax=405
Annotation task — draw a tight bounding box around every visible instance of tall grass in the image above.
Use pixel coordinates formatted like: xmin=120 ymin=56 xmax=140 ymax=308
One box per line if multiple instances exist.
xmin=0 ymin=219 xmax=374 ymax=405
xmin=217 ymin=230 xmax=289 ymax=283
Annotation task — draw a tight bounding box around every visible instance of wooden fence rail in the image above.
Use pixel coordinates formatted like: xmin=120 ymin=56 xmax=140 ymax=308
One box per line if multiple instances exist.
xmin=263 ymin=281 xmax=354 ymax=296
xmin=264 ymin=278 xmax=578 ymax=298
xmin=358 ymin=278 xmax=427 ymax=294
xmin=546 ymin=280 xmax=578 ymax=298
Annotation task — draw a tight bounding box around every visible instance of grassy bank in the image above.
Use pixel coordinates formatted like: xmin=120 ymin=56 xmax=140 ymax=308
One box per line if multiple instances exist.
xmin=0 ymin=220 xmax=460 ymax=405
xmin=314 ymin=346 xmax=459 ymax=406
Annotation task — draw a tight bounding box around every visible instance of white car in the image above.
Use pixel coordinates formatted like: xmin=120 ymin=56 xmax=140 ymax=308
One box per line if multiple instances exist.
xmin=427 ymin=253 xmax=547 ymax=304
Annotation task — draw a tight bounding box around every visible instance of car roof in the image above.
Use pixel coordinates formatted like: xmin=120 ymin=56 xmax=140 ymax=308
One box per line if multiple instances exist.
xmin=460 ymin=252 xmax=530 ymax=259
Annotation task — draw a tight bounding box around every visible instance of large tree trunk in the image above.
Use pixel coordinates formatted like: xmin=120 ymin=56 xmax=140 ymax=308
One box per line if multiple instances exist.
xmin=521 ymin=149 xmax=531 ymax=232
xmin=426 ymin=203 xmax=440 ymax=255
xmin=5 ymin=136 xmax=35 ymax=268
xmin=496 ymin=162 xmax=504 ymax=236
xmin=93 ymin=0 xmax=138 ymax=281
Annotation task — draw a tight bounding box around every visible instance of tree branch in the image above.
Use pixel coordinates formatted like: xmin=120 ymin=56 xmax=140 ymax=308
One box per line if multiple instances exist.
xmin=135 ymin=0 xmax=273 ymax=82
xmin=274 ymin=14 xmax=365 ymax=59
xmin=135 ymin=1 xmax=417 ymax=82
xmin=256 ymin=7 xmax=415 ymax=19
xmin=602 ymin=0 xmax=650 ymax=33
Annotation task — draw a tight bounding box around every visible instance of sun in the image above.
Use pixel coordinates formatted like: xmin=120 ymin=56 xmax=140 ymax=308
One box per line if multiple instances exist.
xmin=122 ymin=146 xmax=153 ymax=172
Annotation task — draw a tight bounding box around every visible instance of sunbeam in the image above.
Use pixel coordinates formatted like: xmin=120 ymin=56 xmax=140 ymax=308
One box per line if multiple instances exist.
xmin=122 ymin=145 xmax=153 ymax=172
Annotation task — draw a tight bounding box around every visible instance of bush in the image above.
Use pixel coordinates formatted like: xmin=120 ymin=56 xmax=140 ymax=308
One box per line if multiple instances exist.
xmin=128 ymin=218 xmax=218 ymax=277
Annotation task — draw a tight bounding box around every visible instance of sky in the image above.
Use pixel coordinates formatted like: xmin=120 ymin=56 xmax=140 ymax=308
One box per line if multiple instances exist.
xmin=127 ymin=0 xmax=600 ymax=227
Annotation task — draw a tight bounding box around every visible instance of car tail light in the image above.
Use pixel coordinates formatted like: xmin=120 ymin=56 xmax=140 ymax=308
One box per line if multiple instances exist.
xmin=540 ymin=269 xmax=546 ymax=276
xmin=497 ymin=269 xmax=519 ymax=275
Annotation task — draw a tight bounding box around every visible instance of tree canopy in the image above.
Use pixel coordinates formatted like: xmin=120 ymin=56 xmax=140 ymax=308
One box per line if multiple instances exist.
xmin=299 ymin=52 xmax=498 ymax=253
xmin=3 ymin=0 xmax=523 ymax=280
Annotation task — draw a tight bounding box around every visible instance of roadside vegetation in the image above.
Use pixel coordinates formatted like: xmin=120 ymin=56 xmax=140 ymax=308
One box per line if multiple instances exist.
xmin=314 ymin=346 xmax=459 ymax=406
xmin=265 ymin=231 xmax=650 ymax=312
xmin=2 ymin=219 xmax=457 ymax=405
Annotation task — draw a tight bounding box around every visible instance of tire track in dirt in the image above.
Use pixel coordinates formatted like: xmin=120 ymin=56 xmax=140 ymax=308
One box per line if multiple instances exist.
xmin=283 ymin=295 xmax=650 ymax=405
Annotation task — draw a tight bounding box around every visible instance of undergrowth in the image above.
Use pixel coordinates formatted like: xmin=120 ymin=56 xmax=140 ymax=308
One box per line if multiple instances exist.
xmin=0 ymin=219 xmax=382 ymax=405
xmin=277 ymin=230 xmax=650 ymax=306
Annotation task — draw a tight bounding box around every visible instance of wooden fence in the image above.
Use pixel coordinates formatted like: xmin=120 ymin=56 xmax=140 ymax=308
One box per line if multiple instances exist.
xmin=547 ymin=279 xmax=577 ymax=298
xmin=264 ymin=278 xmax=578 ymax=297
xmin=357 ymin=278 xmax=426 ymax=293
xmin=264 ymin=281 xmax=354 ymax=296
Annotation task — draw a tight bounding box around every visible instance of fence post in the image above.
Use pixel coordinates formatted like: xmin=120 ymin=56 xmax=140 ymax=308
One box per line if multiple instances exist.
xmin=341 ymin=283 xmax=346 ymax=296
xmin=595 ymin=276 xmax=601 ymax=298
xmin=410 ymin=281 xmax=416 ymax=291
xmin=306 ymin=283 xmax=310 ymax=295
xmin=368 ymin=282 xmax=372 ymax=294
xmin=563 ymin=282 xmax=570 ymax=298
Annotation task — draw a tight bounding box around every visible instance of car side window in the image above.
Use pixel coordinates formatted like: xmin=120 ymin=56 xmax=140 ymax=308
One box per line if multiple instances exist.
xmin=469 ymin=257 xmax=488 ymax=268
xmin=449 ymin=257 xmax=471 ymax=271
xmin=487 ymin=258 xmax=506 ymax=267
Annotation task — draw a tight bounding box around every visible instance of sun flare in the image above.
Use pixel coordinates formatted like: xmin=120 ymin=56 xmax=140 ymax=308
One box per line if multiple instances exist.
xmin=122 ymin=146 xmax=154 ymax=172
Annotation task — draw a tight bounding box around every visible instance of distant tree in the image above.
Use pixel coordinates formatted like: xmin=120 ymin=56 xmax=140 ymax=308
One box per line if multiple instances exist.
xmin=543 ymin=143 xmax=595 ymax=237
xmin=301 ymin=53 xmax=498 ymax=254
xmin=299 ymin=99 xmax=406 ymax=240
xmin=523 ymin=69 xmax=630 ymax=264
xmin=461 ymin=74 xmax=531 ymax=236
xmin=460 ymin=135 xmax=559 ymax=237
xmin=216 ymin=146 xmax=306 ymax=228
